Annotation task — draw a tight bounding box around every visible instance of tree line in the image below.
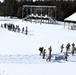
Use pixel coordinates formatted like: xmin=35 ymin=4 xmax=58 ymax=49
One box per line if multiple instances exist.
xmin=0 ymin=0 xmax=76 ymax=21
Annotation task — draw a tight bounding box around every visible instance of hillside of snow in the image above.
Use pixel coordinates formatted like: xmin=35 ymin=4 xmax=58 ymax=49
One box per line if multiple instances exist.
xmin=0 ymin=17 xmax=76 ymax=75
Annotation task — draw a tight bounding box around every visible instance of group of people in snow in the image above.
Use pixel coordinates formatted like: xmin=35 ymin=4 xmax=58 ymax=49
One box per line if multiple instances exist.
xmin=0 ymin=23 xmax=28 ymax=35
xmin=39 ymin=43 xmax=76 ymax=61
xmin=39 ymin=46 xmax=52 ymax=61
xmin=60 ymin=43 xmax=76 ymax=54
xmin=60 ymin=42 xmax=76 ymax=61
xmin=61 ymin=42 xmax=75 ymax=50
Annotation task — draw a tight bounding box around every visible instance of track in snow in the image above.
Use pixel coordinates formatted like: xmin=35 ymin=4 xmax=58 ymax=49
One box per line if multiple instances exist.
xmin=0 ymin=53 xmax=76 ymax=64
xmin=0 ymin=54 xmax=47 ymax=64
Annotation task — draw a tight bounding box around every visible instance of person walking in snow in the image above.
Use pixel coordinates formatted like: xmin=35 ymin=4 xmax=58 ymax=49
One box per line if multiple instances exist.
xmin=64 ymin=51 xmax=68 ymax=61
xmin=66 ymin=43 xmax=71 ymax=51
xmin=72 ymin=47 xmax=75 ymax=55
xmin=4 ymin=23 xmax=6 ymax=28
xmin=1 ymin=24 xmax=3 ymax=28
xmin=72 ymin=43 xmax=75 ymax=48
xmin=72 ymin=43 xmax=75 ymax=55
xmin=42 ymin=49 xmax=46 ymax=59
xmin=46 ymin=46 xmax=52 ymax=61
xmin=22 ymin=27 xmax=24 ymax=33
xmin=39 ymin=47 xmax=44 ymax=56
xmin=60 ymin=44 xmax=64 ymax=53
xmin=25 ymin=26 xmax=28 ymax=35
xmin=64 ymin=46 xmax=69 ymax=61
xmin=12 ymin=24 xmax=15 ymax=31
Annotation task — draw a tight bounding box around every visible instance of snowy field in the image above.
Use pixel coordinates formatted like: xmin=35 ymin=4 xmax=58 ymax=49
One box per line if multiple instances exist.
xmin=0 ymin=17 xmax=76 ymax=75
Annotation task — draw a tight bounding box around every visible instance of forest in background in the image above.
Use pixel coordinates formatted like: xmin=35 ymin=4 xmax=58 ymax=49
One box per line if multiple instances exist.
xmin=0 ymin=0 xmax=76 ymax=21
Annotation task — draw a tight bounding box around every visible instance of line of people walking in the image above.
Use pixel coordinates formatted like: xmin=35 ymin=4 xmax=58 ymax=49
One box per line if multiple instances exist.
xmin=39 ymin=46 xmax=52 ymax=61
xmin=0 ymin=23 xmax=28 ymax=35
xmin=39 ymin=42 xmax=76 ymax=62
xmin=60 ymin=43 xmax=76 ymax=61
xmin=60 ymin=43 xmax=76 ymax=55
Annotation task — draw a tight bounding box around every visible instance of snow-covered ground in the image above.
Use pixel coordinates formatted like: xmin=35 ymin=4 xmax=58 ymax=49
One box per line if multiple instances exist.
xmin=0 ymin=17 xmax=76 ymax=75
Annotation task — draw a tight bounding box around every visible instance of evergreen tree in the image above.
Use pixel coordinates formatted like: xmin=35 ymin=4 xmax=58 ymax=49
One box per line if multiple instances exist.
xmin=17 ymin=6 xmax=22 ymax=18
xmin=4 ymin=0 xmax=18 ymax=17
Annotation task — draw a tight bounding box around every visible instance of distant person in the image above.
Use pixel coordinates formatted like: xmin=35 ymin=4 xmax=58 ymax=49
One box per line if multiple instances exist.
xmin=12 ymin=24 xmax=15 ymax=31
xmin=1 ymin=24 xmax=3 ymax=28
xmin=64 ymin=51 xmax=68 ymax=61
xmin=4 ymin=23 xmax=6 ymax=28
xmin=39 ymin=47 xmax=44 ymax=56
xmin=60 ymin=44 xmax=64 ymax=52
xmin=25 ymin=26 xmax=28 ymax=35
xmin=67 ymin=43 xmax=71 ymax=51
xmin=46 ymin=46 xmax=52 ymax=61
xmin=42 ymin=49 xmax=46 ymax=59
xmin=72 ymin=43 xmax=75 ymax=55
xmin=72 ymin=47 xmax=75 ymax=55
xmin=72 ymin=43 xmax=75 ymax=48
xmin=22 ymin=27 xmax=24 ymax=33
xmin=66 ymin=43 xmax=70 ymax=51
